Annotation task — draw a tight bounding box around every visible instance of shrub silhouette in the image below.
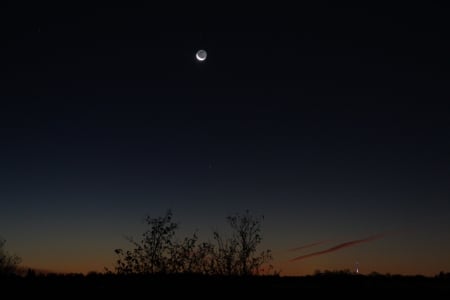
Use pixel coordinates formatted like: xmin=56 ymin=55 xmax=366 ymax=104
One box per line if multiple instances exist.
xmin=112 ymin=209 xmax=273 ymax=275
xmin=113 ymin=210 xmax=181 ymax=274
xmin=0 ymin=238 xmax=21 ymax=276
xmin=210 ymin=210 xmax=273 ymax=275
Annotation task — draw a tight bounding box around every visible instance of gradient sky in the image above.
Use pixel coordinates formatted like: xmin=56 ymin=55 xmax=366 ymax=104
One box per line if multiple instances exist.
xmin=1 ymin=3 xmax=449 ymax=276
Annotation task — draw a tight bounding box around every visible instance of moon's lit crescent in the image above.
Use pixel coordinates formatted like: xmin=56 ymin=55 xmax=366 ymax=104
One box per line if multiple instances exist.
xmin=196 ymin=50 xmax=207 ymax=61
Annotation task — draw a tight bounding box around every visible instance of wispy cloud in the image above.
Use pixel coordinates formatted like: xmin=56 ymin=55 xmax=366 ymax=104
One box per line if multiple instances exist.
xmin=290 ymin=233 xmax=385 ymax=262
xmin=289 ymin=240 xmax=328 ymax=252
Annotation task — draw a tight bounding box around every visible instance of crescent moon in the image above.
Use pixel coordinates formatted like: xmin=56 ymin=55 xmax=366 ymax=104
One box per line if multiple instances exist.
xmin=196 ymin=50 xmax=207 ymax=61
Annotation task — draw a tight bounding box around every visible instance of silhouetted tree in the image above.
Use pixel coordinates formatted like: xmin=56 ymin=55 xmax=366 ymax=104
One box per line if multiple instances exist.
xmin=112 ymin=209 xmax=273 ymax=276
xmin=115 ymin=210 xmax=175 ymax=274
xmin=114 ymin=210 xmax=202 ymax=274
xmin=167 ymin=234 xmax=195 ymax=273
xmin=209 ymin=230 xmax=239 ymax=275
xmin=0 ymin=238 xmax=21 ymax=275
xmin=211 ymin=210 xmax=273 ymax=275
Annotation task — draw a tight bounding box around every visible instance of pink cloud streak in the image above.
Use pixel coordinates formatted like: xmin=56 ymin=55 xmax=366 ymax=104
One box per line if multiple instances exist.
xmin=290 ymin=233 xmax=385 ymax=262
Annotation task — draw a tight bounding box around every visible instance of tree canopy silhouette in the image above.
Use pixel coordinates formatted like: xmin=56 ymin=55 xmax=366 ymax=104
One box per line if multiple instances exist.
xmin=112 ymin=209 xmax=273 ymax=276
xmin=0 ymin=238 xmax=21 ymax=276
xmin=225 ymin=210 xmax=272 ymax=275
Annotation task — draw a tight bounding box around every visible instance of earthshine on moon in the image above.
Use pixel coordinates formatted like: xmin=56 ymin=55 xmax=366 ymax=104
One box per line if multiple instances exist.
xmin=196 ymin=49 xmax=207 ymax=62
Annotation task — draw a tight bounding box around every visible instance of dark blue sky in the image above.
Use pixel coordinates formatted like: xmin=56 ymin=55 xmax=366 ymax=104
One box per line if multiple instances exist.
xmin=1 ymin=3 xmax=449 ymax=275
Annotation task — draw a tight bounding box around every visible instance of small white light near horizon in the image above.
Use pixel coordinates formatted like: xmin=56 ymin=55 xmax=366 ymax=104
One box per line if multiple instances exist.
xmin=196 ymin=49 xmax=207 ymax=62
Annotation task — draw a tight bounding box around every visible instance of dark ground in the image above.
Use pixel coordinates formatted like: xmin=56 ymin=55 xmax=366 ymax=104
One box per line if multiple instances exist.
xmin=2 ymin=273 xmax=450 ymax=298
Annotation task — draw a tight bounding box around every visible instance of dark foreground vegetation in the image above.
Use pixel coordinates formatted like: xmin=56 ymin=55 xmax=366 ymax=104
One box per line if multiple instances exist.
xmin=2 ymin=211 xmax=450 ymax=297
xmin=1 ymin=272 xmax=450 ymax=297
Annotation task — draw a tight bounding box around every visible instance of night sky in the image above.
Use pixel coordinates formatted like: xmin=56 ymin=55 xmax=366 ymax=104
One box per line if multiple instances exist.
xmin=1 ymin=3 xmax=449 ymax=275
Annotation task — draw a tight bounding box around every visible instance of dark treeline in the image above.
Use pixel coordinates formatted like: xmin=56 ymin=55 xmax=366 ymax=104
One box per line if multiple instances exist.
xmin=2 ymin=211 xmax=450 ymax=296
xmin=1 ymin=272 xmax=450 ymax=297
